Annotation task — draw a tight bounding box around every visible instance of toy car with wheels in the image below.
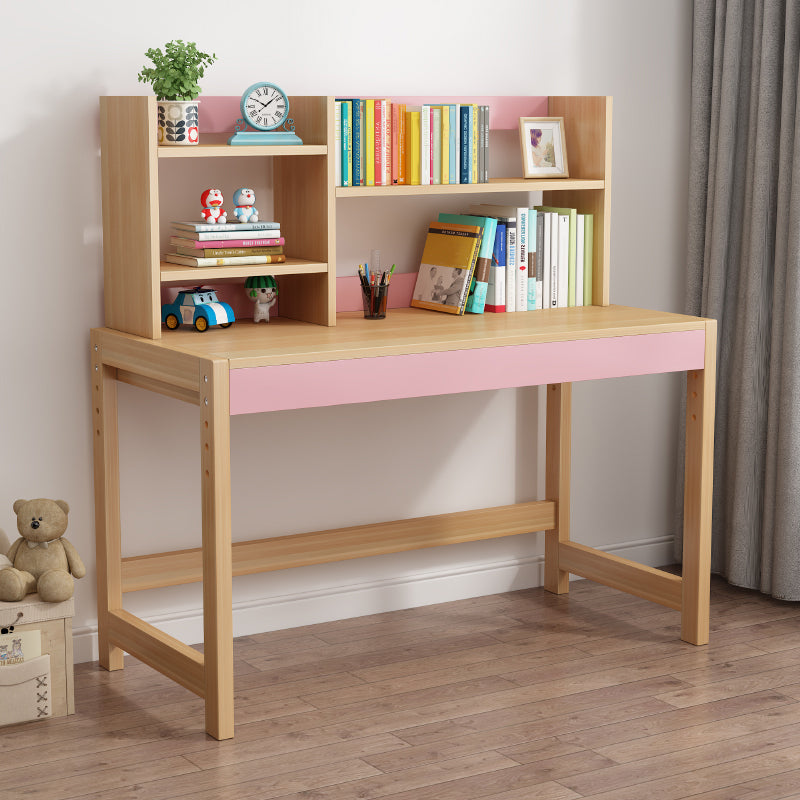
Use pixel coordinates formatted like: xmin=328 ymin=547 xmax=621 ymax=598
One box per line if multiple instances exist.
xmin=161 ymin=288 xmax=235 ymax=332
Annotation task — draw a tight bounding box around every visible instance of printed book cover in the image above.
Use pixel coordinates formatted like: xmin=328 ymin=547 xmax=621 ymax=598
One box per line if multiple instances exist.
xmin=411 ymin=222 xmax=482 ymax=315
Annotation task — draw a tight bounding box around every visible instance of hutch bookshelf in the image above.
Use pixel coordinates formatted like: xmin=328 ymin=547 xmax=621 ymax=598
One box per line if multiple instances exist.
xmin=94 ymin=95 xmax=716 ymax=740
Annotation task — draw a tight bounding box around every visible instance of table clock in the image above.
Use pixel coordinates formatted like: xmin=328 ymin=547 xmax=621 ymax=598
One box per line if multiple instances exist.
xmin=228 ymin=81 xmax=303 ymax=145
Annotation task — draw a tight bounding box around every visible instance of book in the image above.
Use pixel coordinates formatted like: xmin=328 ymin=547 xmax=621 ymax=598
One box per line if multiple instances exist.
xmin=172 ymin=220 xmax=280 ymax=233
xmin=539 ymin=211 xmax=552 ymax=309
xmin=374 ymin=99 xmax=384 ymax=185
xmin=365 ymin=99 xmax=375 ymax=186
xmin=468 ymin=204 xmax=525 ymax=312
xmin=406 ymin=110 xmax=421 ymax=185
xmin=175 ymin=245 xmax=283 ymax=258
xmin=411 ymin=222 xmax=482 ymax=315
xmin=431 ymin=106 xmax=442 ymax=185
xmin=471 ymin=104 xmax=479 ymax=184
xmin=582 ymin=213 xmax=594 ymax=305
xmin=526 ymin=209 xmax=538 ymax=310
xmin=479 ymin=105 xmax=490 ymax=183
xmin=334 ymin=100 xmax=342 ymax=186
xmin=575 ymin=214 xmax=584 ymax=308
xmin=538 ymin=205 xmax=577 ymax=306
xmin=340 ymin=99 xmax=352 ymax=187
xmin=421 ymin=104 xmax=431 ymax=185
xmin=485 ymin=222 xmax=507 ymax=312
xmin=396 ymin=103 xmax=407 ymax=184
xmin=535 ymin=210 xmax=545 ymax=309
xmin=163 ymin=253 xmax=287 ymax=267
xmin=459 ymin=105 xmax=471 ymax=184
xmin=170 ymin=235 xmax=284 ymax=249
xmin=437 ymin=212 xmax=497 ymax=314
xmin=382 ymin=99 xmax=392 ymax=186
xmin=171 ymin=228 xmax=281 ymax=241
xmin=440 ymin=106 xmax=450 ymax=185
xmin=352 ymin=99 xmax=364 ymax=186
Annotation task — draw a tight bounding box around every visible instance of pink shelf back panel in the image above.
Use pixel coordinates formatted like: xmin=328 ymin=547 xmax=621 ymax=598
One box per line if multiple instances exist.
xmin=337 ymin=273 xmax=416 ymax=312
xmin=229 ymin=329 xmax=707 ymax=415
xmin=199 ymin=96 xmax=550 ymax=134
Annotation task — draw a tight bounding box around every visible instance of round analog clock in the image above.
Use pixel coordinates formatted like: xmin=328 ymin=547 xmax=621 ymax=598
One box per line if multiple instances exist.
xmin=241 ymin=82 xmax=290 ymax=132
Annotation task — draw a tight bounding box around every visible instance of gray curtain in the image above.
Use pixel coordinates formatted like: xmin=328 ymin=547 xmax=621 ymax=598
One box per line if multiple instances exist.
xmin=679 ymin=0 xmax=800 ymax=599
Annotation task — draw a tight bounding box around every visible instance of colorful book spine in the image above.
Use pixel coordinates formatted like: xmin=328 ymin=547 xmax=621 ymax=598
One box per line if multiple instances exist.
xmin=172 ymin=220 xmax=280 ymax=232
xmin=471 ymin=104 xmax=479 ymax=184
xmin=352 ymin=99 xmax=363 ymax=186
xmin=479 ymin=105 xmax=490 ymax=182
xmin=431 ymin=106 xmax=442 ymax=185
xmin=170 ymin=236 xmax=284 ymax=249
xmin=365 ymin=99 xmax=375 ymax=186
xmin=459 ymin=105 xmax=471 ymax=184
xmin=421 ymin=104 xmax=431 ymax=185
xmin=397 ymin=104 xmax=407 ymax=185
xmin=341 ymin=100 xmax=351 ymax=188
xmin=485 ymin=222 xmax=506 ymax=312
xmin=516 ymin=207 xmax=528 ymax=312
xmin=406 ymin=110 xmax=421 ymax=186
xmin=163 ymin=254 xmax=287 ymax=267
xmin=175 ymin=245 xmax=283 ymax=257
xmin=448 ymin=105 xmax=458 ymax=184
xmin=440 ymin=106 xmax=450 ymax=185
xmin=374 ymin=99 xmax=383 ymax=185
xmin=383 ymin=100 xmax=392 ymax=187
xmin=334 ymin=101 xmax=342 ymax=187
xmin=391 ymin=102 xmax=400 ymax=185
xmin=527 ymin=209 xmax=538 ymax=310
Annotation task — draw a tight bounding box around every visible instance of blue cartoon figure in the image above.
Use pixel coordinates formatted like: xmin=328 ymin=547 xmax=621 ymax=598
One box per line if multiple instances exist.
xmin=232 ymin=187 xmax=259 ymax=223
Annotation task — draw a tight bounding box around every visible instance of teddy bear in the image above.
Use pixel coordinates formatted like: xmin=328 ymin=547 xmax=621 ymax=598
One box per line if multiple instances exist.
xmin=0 ymin=499 xmax=85 ymax=603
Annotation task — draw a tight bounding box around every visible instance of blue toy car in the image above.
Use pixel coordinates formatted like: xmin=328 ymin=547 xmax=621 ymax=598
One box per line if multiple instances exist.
xmin=162 ymin=288 xmax=235 ymax=332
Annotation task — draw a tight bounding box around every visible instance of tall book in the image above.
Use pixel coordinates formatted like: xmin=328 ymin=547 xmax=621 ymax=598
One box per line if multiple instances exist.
xmin=340 ymin=100 xmax=352 ymax=188
xmin=440 ymin=106 xmax=450 ymax=185
xmin=396 ymin=103 xmax=407 ymax=185
xmin=353 ymin=99 xmax=365 ymax=186
xmin=381 ymin=99 xmax=392 ymax=186
xmin=575 ymin=214 xmax=585 ymax=308
xmin=468 ymin=204 xmax=527 ymax=312
xmin=406 ymin=110 xmax=421 ymax=186
xmin=437 ymin=213 xmax=497 ymax=314
xmin=374 ymin=99 xmax=384 ymax=186
xmin=582 ymin=213 xmax=594 ymax=305
xmin=334 ymin=100 xmax=342 ymax=187
xmin=459 ymin=105 xmax=471 ymax=184
xmin=365 ymin=99 xmax=375 ymax=186
xmin=485 ymin=222 xmax=507 ymax=313
xmin=526 ymin=209 xmax=538 ymax=310
xmin=421 ymin=104 xmax=431 ymax=185
xmin=431 ymin=106 xmax=442 ymax=185
xmin=538 ymin=205 xmax=577 ymax=306
xmin=411 ymin=222 xmax=482 ymax=315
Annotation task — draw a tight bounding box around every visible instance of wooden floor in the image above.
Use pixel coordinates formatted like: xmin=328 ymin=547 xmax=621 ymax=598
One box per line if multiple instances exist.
xmin=3 ymin=576 xmax=800 ymax=799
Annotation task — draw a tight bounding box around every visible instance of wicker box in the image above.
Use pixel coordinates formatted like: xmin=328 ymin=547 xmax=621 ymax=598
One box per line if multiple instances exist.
xmin=0 ymin=595 xmax=74 ymax=724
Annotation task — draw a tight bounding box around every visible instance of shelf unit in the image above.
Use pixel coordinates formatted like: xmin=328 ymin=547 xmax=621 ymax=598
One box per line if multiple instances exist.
xmin=94 ymin=95 xmax=715 ymax=741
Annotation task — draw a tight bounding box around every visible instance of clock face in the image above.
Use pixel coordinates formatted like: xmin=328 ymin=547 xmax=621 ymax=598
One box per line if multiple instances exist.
xmin=241 ymin=82 xmax=289 ymax=131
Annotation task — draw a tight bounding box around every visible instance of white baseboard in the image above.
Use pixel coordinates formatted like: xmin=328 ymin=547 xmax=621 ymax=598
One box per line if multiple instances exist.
xmin=72 ymin=535 xmax=674 ymax=664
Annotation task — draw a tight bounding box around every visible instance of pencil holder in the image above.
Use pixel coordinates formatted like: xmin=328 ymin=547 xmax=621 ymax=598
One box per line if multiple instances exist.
xmin=362 ymin=284 xmax=389 ymax=319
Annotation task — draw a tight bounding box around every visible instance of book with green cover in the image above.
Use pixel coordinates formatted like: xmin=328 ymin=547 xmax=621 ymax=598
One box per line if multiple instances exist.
xmin=411 ymin=222 xmax=482 ymax=315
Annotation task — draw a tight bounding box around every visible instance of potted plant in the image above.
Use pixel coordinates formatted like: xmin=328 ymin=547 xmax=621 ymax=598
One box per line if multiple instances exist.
xmin=137 ymin=40 xmax=216 ymax=145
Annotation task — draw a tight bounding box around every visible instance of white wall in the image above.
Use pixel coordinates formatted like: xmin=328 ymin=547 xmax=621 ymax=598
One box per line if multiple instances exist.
xmin=2 ymin=1 xmax=692 ymax=662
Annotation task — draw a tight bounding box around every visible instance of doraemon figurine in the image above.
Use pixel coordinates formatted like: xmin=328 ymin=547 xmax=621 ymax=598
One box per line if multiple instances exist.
xmin=200 ymin=188 xmax=227 ymax=224
xmin=232 ymin=187 xmax=259 ymax=223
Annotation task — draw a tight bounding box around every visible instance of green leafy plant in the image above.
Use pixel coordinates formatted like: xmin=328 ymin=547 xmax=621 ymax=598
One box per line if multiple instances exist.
xmin=137 ymin=40 xmax=217 ymax=101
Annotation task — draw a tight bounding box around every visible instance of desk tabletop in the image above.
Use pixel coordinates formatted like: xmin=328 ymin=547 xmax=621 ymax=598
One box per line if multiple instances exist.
xmin=94 ymin=305 xmax=711 ymax=370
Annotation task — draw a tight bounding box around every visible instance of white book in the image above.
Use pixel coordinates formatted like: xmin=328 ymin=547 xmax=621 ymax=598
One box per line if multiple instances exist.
xmin=557 ymin=213 xmax=570 ymax=308
xmin=516 ymin=207 xmax=528 ymax=312
xmin=541 ymin=212 xmax=551 ymax=310
xmin=453 ymin=104 xmax=461 ymax=185
xmin=334 ymin=101 xmax=342 ymax=187
xmin=575 ymin=215 xmax=585 ymax=308
xmin=549 ymin=212 xmax=559 ymax=308
xmin=421 ymin=104 xmax=431 ymax=185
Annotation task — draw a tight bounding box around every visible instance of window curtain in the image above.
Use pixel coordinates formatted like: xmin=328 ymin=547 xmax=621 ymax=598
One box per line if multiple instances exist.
xmin=677 ymin=0 xmax=800 ymax=599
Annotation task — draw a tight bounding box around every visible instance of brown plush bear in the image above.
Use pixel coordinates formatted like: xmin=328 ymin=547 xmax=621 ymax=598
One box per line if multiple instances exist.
xmin=0 ymin=499 xmax=86 ymax=603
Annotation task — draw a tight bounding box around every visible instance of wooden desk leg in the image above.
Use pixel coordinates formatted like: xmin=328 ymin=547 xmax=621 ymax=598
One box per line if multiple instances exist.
xmin=681 ymin=320 xmax=717 ymax=645
xmin=91 ymin=335 xmax=125 ymax=671
xmin=545 ymin=383 xmax=572 ymax=594
xmin=200 ymin=359 xmax=235 ymax=740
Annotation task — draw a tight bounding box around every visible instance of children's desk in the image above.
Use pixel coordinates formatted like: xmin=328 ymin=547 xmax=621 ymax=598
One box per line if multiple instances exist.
xmin=91 ymin=304 xmax=716 ymax=740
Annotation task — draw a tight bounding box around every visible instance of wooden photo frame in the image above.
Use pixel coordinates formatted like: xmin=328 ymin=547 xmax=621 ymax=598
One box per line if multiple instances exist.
xmin=519 ymin=117 xmax=569 ymax=178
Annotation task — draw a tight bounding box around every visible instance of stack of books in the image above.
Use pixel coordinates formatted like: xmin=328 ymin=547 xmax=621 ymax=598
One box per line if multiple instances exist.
xmin=334 ymin=99 xmax=490 ymax=188
xmin=410 ymin=206 xmax=594 ymax=316
xmin=163 ymin=220 xmax=286 ymax=268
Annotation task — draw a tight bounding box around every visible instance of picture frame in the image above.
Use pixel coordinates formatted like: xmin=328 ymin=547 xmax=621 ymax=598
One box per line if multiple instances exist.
xmin=519 ymin=117 xmax=569 ymax=178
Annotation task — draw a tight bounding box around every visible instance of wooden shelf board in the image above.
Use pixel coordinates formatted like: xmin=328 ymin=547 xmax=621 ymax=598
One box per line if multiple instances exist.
xmin=157 ymin=143 xmax=327 ymax=158
xmin=120 ymin=501 xmax=555 ymax=592
xmin=337 ymin=177 xmax=604 ymax=198
xmin=160 ymin=258 xmax=327 ymax=282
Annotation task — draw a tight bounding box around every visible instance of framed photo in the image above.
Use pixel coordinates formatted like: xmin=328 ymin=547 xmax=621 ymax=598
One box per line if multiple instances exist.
xmin=519 ymin=117 xmax=569 ymax=178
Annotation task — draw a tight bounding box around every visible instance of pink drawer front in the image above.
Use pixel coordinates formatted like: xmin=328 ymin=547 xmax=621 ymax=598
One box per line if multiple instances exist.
xmin=229 ymin=330 xmax=707 ymax=415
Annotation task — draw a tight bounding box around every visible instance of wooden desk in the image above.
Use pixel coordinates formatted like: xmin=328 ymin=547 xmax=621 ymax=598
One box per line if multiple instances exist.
xmin=91 ymin=304 xmax=716 ymax=740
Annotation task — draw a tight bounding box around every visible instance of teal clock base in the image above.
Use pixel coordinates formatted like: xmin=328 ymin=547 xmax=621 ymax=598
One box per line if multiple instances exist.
xmin=228 ymin=131 xmax=304 ymax=145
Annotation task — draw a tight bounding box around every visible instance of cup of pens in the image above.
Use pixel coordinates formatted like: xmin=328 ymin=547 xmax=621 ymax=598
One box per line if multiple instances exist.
xmin=358 ymin=263 xmax=394 ymax=319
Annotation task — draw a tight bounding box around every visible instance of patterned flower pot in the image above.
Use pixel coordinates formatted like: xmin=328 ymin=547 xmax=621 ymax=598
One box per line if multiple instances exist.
xmin=157 ymin=100 xmax=200 ymax=145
